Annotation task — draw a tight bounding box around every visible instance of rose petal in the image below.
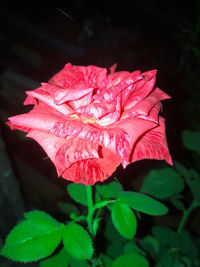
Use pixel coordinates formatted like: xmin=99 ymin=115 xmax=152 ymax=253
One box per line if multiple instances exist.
xmin=107 ymin=70 xmax=131 ymax=86
xmin=126 ymin=87 xmax=170 ymax=113
xmin=96 ymin=96 xmax=121 ymax=126
xmin=8 ymin=112 xmax=64 ymax=133
xmin=131 ymin=117 xmax=172 ymax=165
xmin=27 ymin=130 xmax=66 ymax=164
xmin=122 ymin=87 xmax=170 ymax=122
xmin=94 ymin=70 xmax=141 ymax=102
xmin=76 ymin=101 xmax=115 ymax=120
xmin=48 ymin=116 xmax=155 ymax=169
xmin=62 ymin=146 xmax=121 ymax=185
xmin=55 ymin=136 xmax=99 ymax=176
xmin=48 ymin=63 xmax=84 ymax=88
xmin=68 ymin=91 xmax=93 ymax=110
xmin=7 ymin=121 xmax=31 ymax=133
xmin=37 ymin=82 xmax=93 ymax=105
xmin=82 ymin=65 xmax=108 ymax=88
xmin=54 ymin=86 xmax=94 ymax=105
xmin=49 ymin=119 xmax=130 ymax=166
xmin=25 ymin=89 xmax=74 ymax=115
xmin=8 ymin=110 xmax=130 ymax=167
xmin=49 ymin=63 xmax=108 ymax=89
xmin=114 ymin=117 xmax=156 ymax=167
xmin=130 ymin=103 xmax=162 ymax=123
xmin=124 ymin=69 xmax=157 ymax=109
xmin=27 ymin=130 xmax=99 ymax=177
xmin=24 ymin=95 xmax=38 ymax=106
xmin=109 ymin=63 xmax=117 ymax=73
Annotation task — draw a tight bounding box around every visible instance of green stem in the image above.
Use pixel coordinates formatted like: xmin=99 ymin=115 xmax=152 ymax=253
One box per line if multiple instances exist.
xmin=177 ymin=200 xmax=198 ymax=234
xmin=94 ymin=207 xmax=102 ymax=222
xmin=86 ymin=185 xmax=94 ymax=235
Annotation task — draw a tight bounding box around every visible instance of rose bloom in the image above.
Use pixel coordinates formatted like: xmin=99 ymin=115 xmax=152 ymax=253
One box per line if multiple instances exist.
xmin=8 ymin=63 xmax=172 ymax=185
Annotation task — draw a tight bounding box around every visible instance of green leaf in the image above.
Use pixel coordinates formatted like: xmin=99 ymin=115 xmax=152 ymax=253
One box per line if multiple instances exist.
xmin=124 ymin=241 xmax=146 ymax=256
xmin=63 ymin=222 xmax=93 ymax=260
xmin=174 ymin=161 xmax=191 ymax=180
xmin=96 ymin=182 xmax=123 ymax=199
xmin=104 ymin=217 xmax=124 ymax=258
xmin=104 ymin=216 xmax=124 ymax=244
xmin=67 ymin=184 xmax=87 ymax=206
xmin=155 ymin=254 xmax=185 ymax=267
xmin=118 ymin=192 xmax=168 ymax=216
xmin=111 ymin=203 xmax=137 ymax=239
xmin=1 ymin=220 xmax=63 ymax=262
xmin=57 ymin=202 xmax=80 ymax=217
xmin=139 ymin=235 xmax=160 ymax=261
xmin=189 ymin=169 xmax=200 ymax=180
xmin=152 ymin=226 xmax=180 ymax=248
xmin=182 ymin=130 xmax=200 ymax=154
xmin=106 ymin=242 xmax=124 ymax=259
xmin=40 ymin=248 xmax=70 ymax=267
xmin=112 ymin=253 xmax=149 ymax=267
xmin=24 ymin=210 xmax=61 ymax=228
xmin=101 ymin=254 xmax=113 ymax=267
xmin=180 ymin=256 xmax=193 ymax=267
xmin=169 ymin=195 xmax=185 ymax=211
xmin=141 ymin=168 xmax=184 ymax=199
xmin=187 ymin=177 xmax=200 ymax=203
xmin=95 ymin=191 xmax=102 ymax=203
xmin=179 ymin=230 xmax=199 ymax=260
xmin=70 ymin=258 xmax=90 ymax=267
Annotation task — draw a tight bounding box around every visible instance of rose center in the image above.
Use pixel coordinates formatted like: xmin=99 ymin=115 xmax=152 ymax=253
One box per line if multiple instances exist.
xmin=70 ymin=114 xmax=96 ymax=124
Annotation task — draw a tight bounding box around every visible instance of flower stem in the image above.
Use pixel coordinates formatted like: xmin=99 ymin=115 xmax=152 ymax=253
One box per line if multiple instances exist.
xmin=177 ymin=200 xmax=198 ymax=234
xmin=86 ymin=185 xmax=94 ymax=235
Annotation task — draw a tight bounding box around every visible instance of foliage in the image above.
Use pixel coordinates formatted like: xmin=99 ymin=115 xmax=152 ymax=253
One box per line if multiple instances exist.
xmin=1 ymin=131 xmax=200 ymax=266
xmin=141 ymin=168 xmax=184 ymax=199
xmin=0 ymin=211 xmax=63 ymax=263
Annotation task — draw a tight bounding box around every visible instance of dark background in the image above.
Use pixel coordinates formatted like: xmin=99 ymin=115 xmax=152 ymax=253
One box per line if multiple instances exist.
xmin=0 ymin=1 xmax=200 ymax=266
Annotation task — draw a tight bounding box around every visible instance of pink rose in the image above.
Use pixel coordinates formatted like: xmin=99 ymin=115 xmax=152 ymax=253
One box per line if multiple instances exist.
xmin=8 ymin=63 xmax=172 ymax=185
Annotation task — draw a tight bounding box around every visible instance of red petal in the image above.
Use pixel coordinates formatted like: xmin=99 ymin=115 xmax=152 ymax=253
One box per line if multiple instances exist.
xmin=97 ymin=96 xmax=121 ymax=126
xmin=81 ymin=65 xmax=108 ymax=88
xmin=27 ymin=130 xmax=66 ymax=164
xmin=48 ymin=63 xmax=83 ymax=88
xmin=68 ymin=91 xmax=93 ymax=110
xmin=54 ymin=86 xmax=94 ymax=105
xmin=122 ymin=87 xmax=170 ymax=122
xmin=131 ymin=117 xmax=172 ymax=165
xmin=55 ymin=136 xmax=99 ymax=176
xmin=24 ymin=95 xmax=37 ymax=106
xmin=62 ymin=146 xmax=121 ymax=185
xmin=38 ymin=82 xmax=93 ymax=105
xmin=76 ymin=101 xmax=115 ymax=120
xmin=27 ymin=130 xmax=99 ymax=177
xmin=109 ymin=63 xmax=117 ymax=73
xmin=131 ymin=103 xmax=162 ymax=123
xmin=8 ymin=112 xmax=64 ymax=133
xmin=25 ymin=89 xmax=74 ymax=115
xmin=115 ymin=117 xmax=156 ymax=167
xmin=9 ymin=110 xmax=130 ymax=168
xmin=49 ymin=63 xmax=108 ymax=89
xmin=94 ymin=70 xmax=141 ymax=102
xmin=7 ymin=121 xmax=31 ymax=133
xmin=50 ymin=120 xmax=125 ymax=155
xmin=124 ymin=70 xmax=157 ymax=109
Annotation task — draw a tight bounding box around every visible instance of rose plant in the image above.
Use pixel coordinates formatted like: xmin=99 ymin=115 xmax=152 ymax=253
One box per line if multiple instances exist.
xmin=1 ymin=63 xmax=173 ymax=266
